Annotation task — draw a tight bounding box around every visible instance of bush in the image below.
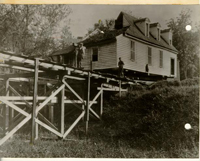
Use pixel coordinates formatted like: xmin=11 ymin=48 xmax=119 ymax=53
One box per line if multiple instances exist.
xmin=181 ymin=78 xmax=199 ymax=86
xmin=103 ymin=86 xmax=199 ymax=149
xmin=148 ymin=80 xmax=181 ymax=90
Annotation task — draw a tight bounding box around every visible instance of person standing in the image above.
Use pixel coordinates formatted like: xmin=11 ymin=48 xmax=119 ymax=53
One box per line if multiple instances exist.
xmin=77 ymin=43 xmax=85 ymax=69
xmin=118 ymin=57 xmax=124 ymax=77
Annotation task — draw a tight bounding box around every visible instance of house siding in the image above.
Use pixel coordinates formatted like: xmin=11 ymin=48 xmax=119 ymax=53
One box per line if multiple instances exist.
xmin=116 ymin=34 xmax=177 ymax=77
xmin=82 ymin=42 xmax=117 ymax=70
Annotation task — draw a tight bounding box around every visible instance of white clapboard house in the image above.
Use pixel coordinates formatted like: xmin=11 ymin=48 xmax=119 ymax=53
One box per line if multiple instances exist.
xmin=51 ymin=12 xmax=179 ymax=81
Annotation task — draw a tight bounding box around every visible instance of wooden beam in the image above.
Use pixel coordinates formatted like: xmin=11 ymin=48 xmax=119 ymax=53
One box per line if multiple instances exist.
xmin=63 ymin=111 xmax=85 ymax=139
xmin=0 ymin=98 xmax=29 ymax=116
xmin=1 ymin=99 xmax=96 ymax=105
xmin=89 ymin=108 xmax=101 ymax=120
xmin=61 ymin=87 xmax=65 ymax=135
xmin=63 ymin=75 xmax=85 ymax=81
xmin=38 ymin=113 xmax=58 ymax=131
xmin=35 ymin=119 xmax=62 ymax=138
xmin=0 ymin=78 xmax=63 ymax=146
xmin=89 ymin=90 xmax=102 ymax=108
xmin=0 ymin=114 xmax=31 ymax=146
xmin=30 ymin=58 xmax=39 ymax=145
xmin=85 ymin=72 xmax=90 ymax=135
xmin=8 ymin=85 xmax=57 ymax=131
xmin=62 ymin=79 xmax=83 ymax=103
xmin=100 ymin=85 xmax=103 ymax=118
xmin=97 ymin=87 xmax=127 ymax=92
xmin=36 ymin=84 xmax=65 ymax=114
xmin=4 ymin=79 xmax=9 ymax=134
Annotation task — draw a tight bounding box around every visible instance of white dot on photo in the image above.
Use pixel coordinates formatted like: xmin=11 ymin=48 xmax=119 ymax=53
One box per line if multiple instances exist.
xmin=184 ymin=123 xmax=192 ymax=130
xmin=185 ymin=25 xmax=192 ymax=31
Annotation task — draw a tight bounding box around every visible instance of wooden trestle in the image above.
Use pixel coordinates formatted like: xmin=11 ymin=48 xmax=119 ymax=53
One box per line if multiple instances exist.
xmin=0 ymin=51 xmax=134 ymax=146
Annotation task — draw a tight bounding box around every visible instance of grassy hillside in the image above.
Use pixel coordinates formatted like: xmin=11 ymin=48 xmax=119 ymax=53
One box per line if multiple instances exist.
xmin=102 ymin=79 xmax=199 ymax=157
xmin=0 ymin=79 xmax=199 ymax=158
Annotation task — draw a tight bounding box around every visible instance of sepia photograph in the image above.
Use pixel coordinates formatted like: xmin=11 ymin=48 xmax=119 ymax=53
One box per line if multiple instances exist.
xmin=0 ymin=2 xmax=199 ymax=158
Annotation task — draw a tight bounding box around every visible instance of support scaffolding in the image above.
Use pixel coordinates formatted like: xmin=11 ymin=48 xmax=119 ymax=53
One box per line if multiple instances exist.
xmin=0 ymin=51 xmax=134 ymax=146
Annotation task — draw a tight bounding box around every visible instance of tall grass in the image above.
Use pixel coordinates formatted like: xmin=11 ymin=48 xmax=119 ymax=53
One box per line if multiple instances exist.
xmin=103 ymin=79 xmax=199 ymax=157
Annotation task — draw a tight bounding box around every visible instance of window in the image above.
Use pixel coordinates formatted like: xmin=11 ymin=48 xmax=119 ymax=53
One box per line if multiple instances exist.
xmin=146 ymin=23 xmax=149 ymax=37
xmin=92 ymin=48 xmax=98 ymax=61
xmin=148 ymin=47 xmax=152 ymax=65
xmin=159 ymin=50 xmax=163 ymax=68
xmin=171 ymin=58 xmax=175 ymax=75
xmin=169 ymin=39 xmax=172 ymax=45
xmin=130 ymin=41 xmax=135 ymax=61
xmin=157 ymin=28 xmax=160 ymax=40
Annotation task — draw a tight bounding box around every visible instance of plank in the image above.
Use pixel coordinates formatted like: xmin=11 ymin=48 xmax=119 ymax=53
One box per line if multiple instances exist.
xmin=0 ymin=115 xmax=31 ymax=146
xmin=62 ymin=80 xmax=83 ymax=102
xmin=5 ymin=79 xmax=9 ymax=133
xmin=61 ymin=87 xmax=65 ymax=135
xmin=63 ymin=75 xmax=85 ymax=80
xmin=0 ymin=97 xmax=29 ymax=116
xmin=85 ymin=72 xmax=90 ymax=135
xmin=89 ymin=89 xmax=102 ymax=108
xmin=63 ymin=111 xmax=85 ymax=139
xmin=31 ymin=58 xmax=39 ymax=144
xmin=36 ymin=84 xmax=65 ymax=114
xmin=97 ymin=87 xmax=127 ymax=92
xmin=100 ymin=86 xmax=103 ymax=117
xmin=35 ymin=119 xmax=62 ymax=138
xmin=89 ymin=108 xmax=101 ymax=120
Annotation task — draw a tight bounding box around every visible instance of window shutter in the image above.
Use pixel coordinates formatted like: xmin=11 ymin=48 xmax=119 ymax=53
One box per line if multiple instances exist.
xmin=159 ymin=51 xmax=163 ymax=68
xmin=130 ymin=41 xmax=135 ymax=61
xmin=148 ymin=47 xmax=152 ymax=65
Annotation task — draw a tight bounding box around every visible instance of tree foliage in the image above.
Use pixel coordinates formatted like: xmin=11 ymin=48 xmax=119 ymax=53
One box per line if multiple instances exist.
xmin=0 ymin=4 xmax=73 ymax=58
xmin=86 ymin=19 xmax=115 ymax=36
xmin=167 ymin=9 xmax=200 ymax=80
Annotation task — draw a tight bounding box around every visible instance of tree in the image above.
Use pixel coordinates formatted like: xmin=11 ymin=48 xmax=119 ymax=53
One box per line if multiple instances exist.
xmin=86 ymin=18 xmax=115 ymax=36
xmin=0 ymin=4 xmax=72 ymax=58
xmin=167 ymin=9 xmax=200 ymax=80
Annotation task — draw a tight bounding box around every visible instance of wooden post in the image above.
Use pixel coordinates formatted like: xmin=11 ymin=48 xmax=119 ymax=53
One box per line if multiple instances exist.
xmin=35 ymin=123 xmax=38 ymax=140
xmin=9 ymin=93 xmax=15 ymax=124
xmin=49 ymin=92 xmax=54 ymax=123
xmin=100 ymin=84 xmax=103 ymax=118
xmin=85 ymin=72 xmax=90 ymax=135
xmin=4 ymin=79 xmax=9 ymax=135
xmin=61 ymin=86 xmax=65 ymax=136
xmin=119 ymin=80 xmax=121 ymax=97
xmin=30 ymin=58 xmax=39 ymax=144
xmin=44 ymin=84 xmax=48 ymax=118
xmin=82 ymin=83 xmax=85 ymax=121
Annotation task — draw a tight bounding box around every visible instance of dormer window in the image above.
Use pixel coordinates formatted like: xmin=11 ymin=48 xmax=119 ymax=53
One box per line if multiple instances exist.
xmin=169 ymin=39 xmax=172 ymax=45
xmin=146 ymin=23 xmax=149 ymax=37
xmin=157 ymin=28 xmax=160 ymax=41
xmin=135 ymin=18 xmax=150 ymax=37
xmin=150 ymin=22 xmax=161 ymax=41
xmin=161 ymin=28 xmax=172 ymax=46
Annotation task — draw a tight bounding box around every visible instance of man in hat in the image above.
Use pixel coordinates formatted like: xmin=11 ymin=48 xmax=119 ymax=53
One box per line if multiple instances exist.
xmin=118 ymin=57 xmax=124 ymax=77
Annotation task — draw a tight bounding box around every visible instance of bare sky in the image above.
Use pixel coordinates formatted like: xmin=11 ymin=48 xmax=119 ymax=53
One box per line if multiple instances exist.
xmin=68 ymin=5 xmax=200 ymax=38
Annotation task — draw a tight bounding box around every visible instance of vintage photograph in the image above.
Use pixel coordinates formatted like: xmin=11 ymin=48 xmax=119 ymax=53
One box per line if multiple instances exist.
xmin=0 ymin=4 xmax=199 ymax=158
